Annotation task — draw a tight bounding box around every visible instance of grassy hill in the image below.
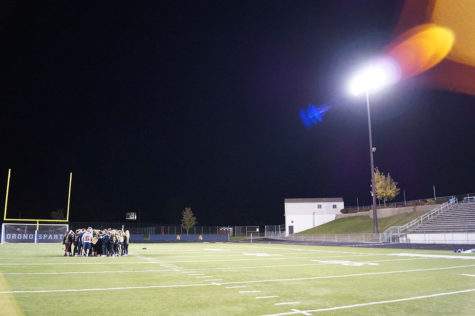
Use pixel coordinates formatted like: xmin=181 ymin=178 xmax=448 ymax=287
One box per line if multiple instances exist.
xmin=299 ymin=210 xmax=427 ymax=234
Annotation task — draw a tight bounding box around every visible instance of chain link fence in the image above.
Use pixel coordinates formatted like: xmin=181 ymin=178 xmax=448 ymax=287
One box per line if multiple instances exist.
xmin=69 ymin=222 xmax=230 ymax=236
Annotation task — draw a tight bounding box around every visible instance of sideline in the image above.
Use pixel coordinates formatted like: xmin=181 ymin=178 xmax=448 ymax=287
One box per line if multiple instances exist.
xmin=0 ymin=273 xmax=23 ymax=315
xmin=261 ymin=288 xmax=475 ymax=315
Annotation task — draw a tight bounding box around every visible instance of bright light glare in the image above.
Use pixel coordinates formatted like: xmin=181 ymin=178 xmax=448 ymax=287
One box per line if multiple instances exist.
xmin=348 ymin=58 xmax=401 ymax=96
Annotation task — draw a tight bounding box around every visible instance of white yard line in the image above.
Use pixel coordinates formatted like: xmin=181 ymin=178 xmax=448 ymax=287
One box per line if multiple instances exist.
xmin=461 ymin=274 xmax=475 ymax=277
xmin=218 ymin=264 xmax=475 ymax=287
xmin=0 ymin=283 xmax=216 ymax=294
xmin=5 ymin=256 xmax=425 ymax=276
xmin=0 ymin=262 xmax=153 ymax=266
xmin=390 ymin=253 xmax=475 ymax=260
xmin=2 ymin=264 xmax=474 ymax=295
xmin=289 ymin=309 xmax=311 ymax=316
xmin=225 ymin=286 xmax=248 ymax=289
xmin=274 ymin=302 xmax=300 ymax=306
xmin=256 ymin=296 xmax=279 ymax=299
xmin=239 ymin=290 xmax=261 ymax=293
xmin=261 ymin=288 xmax=475 ymax=315
xmin=0 ymin=254 xmax=382 ymax=267
xmin=2 ymin=269 xmax=174 ymax=275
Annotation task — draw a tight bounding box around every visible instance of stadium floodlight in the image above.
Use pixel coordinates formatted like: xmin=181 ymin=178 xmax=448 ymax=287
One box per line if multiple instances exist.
xmin=348 ymin=57 xmax=400 ymax=96
xmin=347 ymin=58 xmax=399 ymax=233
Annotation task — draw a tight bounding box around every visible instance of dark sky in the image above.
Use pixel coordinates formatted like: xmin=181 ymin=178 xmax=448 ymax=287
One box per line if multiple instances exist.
xmin=1 ymin=1 xmax=474 ymax=225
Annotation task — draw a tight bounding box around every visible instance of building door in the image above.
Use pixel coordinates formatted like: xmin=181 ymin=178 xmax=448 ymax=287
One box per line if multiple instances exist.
xmin=288 ymin=225 xmax=294 ymax=235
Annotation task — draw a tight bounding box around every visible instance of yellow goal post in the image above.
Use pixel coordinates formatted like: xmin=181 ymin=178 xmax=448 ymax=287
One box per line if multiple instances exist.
xmin=2 ymin=169 xmax=72 ymax=230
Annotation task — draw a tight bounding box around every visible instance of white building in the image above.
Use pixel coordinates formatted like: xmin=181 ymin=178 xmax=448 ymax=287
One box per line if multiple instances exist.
xmin=284 ymin=198 xmax=344 ymax=235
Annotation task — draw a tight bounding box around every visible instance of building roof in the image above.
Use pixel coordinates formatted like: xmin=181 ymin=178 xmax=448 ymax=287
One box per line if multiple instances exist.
xmin=284 ymin=198 xmax=343 ymax=203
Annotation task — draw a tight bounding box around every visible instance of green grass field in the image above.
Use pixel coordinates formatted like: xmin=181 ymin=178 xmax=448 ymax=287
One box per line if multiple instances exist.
xmin=300 ymin=211 xmax=428 ymax=234
xmin=1 ymin=242 xmax=474 ymax=315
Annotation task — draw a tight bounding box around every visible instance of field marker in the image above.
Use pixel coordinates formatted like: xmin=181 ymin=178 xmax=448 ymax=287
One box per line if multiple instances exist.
xmin=239 ymin=290 xmax=261 ymax=293
xmin=2 ymin=269 xmax=175 ymax=275
xmin=256 ymin=296 xmax=279 ymax=299
xmin=290 ymin=309 xmax=311 ymax=315
xmin=0 ymin=283 xmax=215 ymax=294
xmin=311 ymin=260 xmax=378 ymax=266
xmin=261 ymin=288 xmax=475 ymax=315
xmin=461 ymin=274 xmax=475 ymax=277
xmin=243 ymin=253 xmax=282 ymax=257
xmin=390 ymin=253 xmax=475 ymax=260
xmin=274 ymin=302 xmax=300 ymax=306
xmin=195 ymin=276 xmax=213 ymax=278
xmin=0 ymin=262 xmax=155 ymax=266
xmin=225 ymin=286 xmax=247 ymax=289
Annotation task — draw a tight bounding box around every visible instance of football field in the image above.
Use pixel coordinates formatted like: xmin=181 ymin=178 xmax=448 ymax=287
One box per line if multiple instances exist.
xmin=0 ymin=242 xmax=474 ymax=315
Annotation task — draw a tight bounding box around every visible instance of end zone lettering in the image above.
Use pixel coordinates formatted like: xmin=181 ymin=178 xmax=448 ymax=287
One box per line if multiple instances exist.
xmin=5 ymin=233 xmax=63 ymax=241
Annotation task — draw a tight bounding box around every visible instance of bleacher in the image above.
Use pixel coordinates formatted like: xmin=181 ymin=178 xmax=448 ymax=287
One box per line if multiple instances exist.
xmin=409 ymin=202 xmax=475 ymax=233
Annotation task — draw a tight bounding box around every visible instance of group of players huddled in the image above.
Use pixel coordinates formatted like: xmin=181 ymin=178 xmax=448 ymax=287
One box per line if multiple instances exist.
xmin=63 ymin=227 xmax=130 ymax=257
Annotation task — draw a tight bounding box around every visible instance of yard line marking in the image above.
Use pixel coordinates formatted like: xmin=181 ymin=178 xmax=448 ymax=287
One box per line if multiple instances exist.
xmin=290 ymin=309 xmax=311 ymax=316
xmin=3 ymin=264 xmax=474 ymax=295
xmin=225 ymin=286 xmax=247 ymax=289
xmin=151 ymin=257 xmax=428 ymax=273
xmin=274 ymin=302 xmax=300 ymax=306
xmin=243 ymin=253 xmax=283 ymax=257
xmin=261 ymin=288 xmax=475 ymax=315
xmin=0 ymin=283 xmax=217 ymax=294
xmin=256 ymin=296 xmax=279 ymax=299
xmin=239 ymin=290 xmax=261 ymax=293
xmin=195 ymin=276 xmax=213 ymax=278
xmin=205 ymin=279 xmax=222 ymax=282
xmin=461 ymin=274 xmax=475 ymax=277
xmin=0 ymin=254 xmax=381 ymax=267
xmin=3 ymin=269 xmax=175 ymax=275
xmin=390 ymin=253 xmax=475 ymax=260
xmin=215 ymin=264 xmax=475 ymax=286
xmin=0 ymin=262 xmax=154 ymax=266
xmin=311 ymin=260 xmax=379 ymax=266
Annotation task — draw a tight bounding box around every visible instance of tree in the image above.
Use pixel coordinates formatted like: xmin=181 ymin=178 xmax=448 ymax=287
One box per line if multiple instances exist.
xmin=181 ymin=207 xmax=197 ymax=234
xmin=372 ymin=168 xmax=400 ymax=206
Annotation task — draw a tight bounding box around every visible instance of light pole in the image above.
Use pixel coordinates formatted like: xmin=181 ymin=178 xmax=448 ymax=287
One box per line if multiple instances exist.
xmin=348 ymin=58 xmax=400 ymax=234
xmin=365 ymin=91 xmax=378 ymax=233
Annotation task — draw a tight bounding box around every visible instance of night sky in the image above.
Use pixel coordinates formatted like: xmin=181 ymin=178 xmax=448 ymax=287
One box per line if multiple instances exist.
xmin=1 ymin=1 xmax=474 ymax=225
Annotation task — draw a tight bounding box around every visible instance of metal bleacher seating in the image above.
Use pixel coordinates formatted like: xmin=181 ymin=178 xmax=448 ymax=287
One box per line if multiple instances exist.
xmin=409 ymin=202 xmax=475 ymax=233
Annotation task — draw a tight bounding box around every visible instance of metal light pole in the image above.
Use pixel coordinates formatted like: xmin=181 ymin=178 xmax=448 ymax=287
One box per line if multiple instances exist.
xmin=348 ymin=58 xmax=399 ymax=233
xmin=366 ymin=91 xmax=378 ymax=233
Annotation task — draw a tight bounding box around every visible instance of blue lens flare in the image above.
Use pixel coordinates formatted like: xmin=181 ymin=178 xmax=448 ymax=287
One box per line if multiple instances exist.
xmin=300 ymin=104 xmax=331 ymax=128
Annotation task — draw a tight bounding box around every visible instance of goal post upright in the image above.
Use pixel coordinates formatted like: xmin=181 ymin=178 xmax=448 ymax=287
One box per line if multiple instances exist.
xmin=66 ymin=172 xmax=72 ymax=222
xmin=3 ymin=168 xmax=11 ymax=221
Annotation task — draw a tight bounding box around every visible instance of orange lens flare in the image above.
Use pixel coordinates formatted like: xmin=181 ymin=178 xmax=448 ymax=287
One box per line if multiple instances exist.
xmin=385 ymin=24 xmax=455 ymax=79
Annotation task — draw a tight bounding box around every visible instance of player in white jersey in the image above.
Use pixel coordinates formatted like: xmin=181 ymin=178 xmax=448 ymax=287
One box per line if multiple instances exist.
xmin=82 ymin=228 xmax=93 ymax=257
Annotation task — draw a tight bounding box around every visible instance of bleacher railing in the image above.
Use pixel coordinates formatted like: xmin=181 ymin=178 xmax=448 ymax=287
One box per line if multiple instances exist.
xmin=380 ymin=197 xmax=458 ymax=243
